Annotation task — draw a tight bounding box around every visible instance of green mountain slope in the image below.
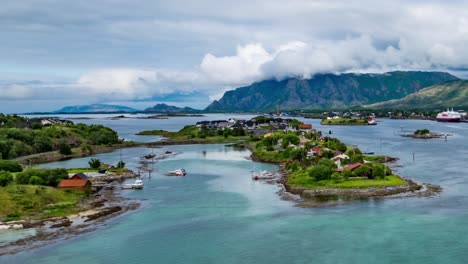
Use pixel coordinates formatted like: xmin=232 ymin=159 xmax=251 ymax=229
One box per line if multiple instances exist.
xmin=205 ymin=71 xmax=458 ymax=111
xmin=365 ymin=80 xmax=468 ymax=109
xmin=143 ymin=103 xmax=199 ymax=113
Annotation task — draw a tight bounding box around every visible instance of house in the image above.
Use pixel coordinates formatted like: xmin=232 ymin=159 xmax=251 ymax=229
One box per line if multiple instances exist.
xmin=70 ymin=172 xmax=88 ymax=180
xmin=336 ymin=162 xmax=362 ymax=172
xmin=263 ymin=132 xmax=273 ymax=138
xmin=58 ymin=179 xmax=92 ymax=191
xmin=298 ymin=124 xmax=312 ymax=133
xmin=332 ymin=154 xmax=350 ymax=168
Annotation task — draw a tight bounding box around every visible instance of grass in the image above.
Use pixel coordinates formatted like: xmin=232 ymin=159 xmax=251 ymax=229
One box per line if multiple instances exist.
xmin=67 ymin=168 xmax=99 ymax=173
xmin=67 ymin=167 xmax=131 ymax=174
xmin=0 ymin=185 xmax=86 ymax=221
xmin=288 ymin=170 xmax=407 ymax=189
xmin=363 ymin=155 xmax=386 ymax=162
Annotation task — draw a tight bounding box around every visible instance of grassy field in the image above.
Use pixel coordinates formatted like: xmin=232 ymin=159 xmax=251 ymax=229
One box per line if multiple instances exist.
xmin=288 ymin=173 xmax=407 ymax=189
xmin=0 ymin=185 xmax=86 ymax=221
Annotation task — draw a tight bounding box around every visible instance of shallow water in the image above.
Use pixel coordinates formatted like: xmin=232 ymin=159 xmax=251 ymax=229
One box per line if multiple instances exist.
xmin=2 ymin=116 xmax=468 ymax=264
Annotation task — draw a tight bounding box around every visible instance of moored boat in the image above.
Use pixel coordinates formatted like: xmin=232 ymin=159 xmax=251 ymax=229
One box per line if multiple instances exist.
xmin=436 ymin=108 xmax=462 ymax=122
xmin=166 ymin=169 xmax=186 ymax=176
xmin=122 ymin=178 xmax=144 ymax=189
xmin=251 ymin=170 xmax=275 ymax=180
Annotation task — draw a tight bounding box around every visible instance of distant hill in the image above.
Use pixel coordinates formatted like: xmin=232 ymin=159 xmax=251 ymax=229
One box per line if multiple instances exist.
xmin=143 ymin=103 xmax=199 ymax=113
xmin=365 ymin=80 xmax=468 ymax=109
xmin=205 ymin=71 xmax=458 ymax=111
xmin=54 ymin=104 xmax=138 ymax=113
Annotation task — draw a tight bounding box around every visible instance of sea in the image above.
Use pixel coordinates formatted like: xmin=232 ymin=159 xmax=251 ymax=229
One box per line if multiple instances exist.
xmin=2 ymin=113 xmax=468 ymax=264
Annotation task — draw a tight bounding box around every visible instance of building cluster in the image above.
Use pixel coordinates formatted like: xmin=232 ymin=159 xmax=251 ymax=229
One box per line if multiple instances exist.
xmin=196 ymin=118 xmax=315 ymax=135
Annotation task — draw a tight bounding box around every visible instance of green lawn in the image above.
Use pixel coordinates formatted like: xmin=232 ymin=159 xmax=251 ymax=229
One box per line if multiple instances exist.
xmin=0 ymin=185 xmax=86 ymax=221
xmin=288 ymin=174 xmax=407 ymax=189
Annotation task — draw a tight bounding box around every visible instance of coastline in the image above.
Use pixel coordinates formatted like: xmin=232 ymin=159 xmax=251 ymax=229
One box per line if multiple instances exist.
xmin=0 ymin=172 xmax=141 ymax=256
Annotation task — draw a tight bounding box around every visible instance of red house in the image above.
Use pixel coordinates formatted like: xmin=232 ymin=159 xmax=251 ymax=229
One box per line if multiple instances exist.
xmin=58 ymin=179 xmax=92 ymax=191
xmin=336 ymin=162 xmax=362 ymax=172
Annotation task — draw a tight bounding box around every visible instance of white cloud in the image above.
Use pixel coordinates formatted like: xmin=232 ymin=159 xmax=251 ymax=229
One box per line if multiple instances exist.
xmin=4 ymin=0 xmax=468 ymax=112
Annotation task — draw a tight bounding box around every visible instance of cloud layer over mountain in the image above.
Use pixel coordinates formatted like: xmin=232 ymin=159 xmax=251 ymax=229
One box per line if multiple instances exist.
xmin=1 ymin=0 xmax=468 ymax=112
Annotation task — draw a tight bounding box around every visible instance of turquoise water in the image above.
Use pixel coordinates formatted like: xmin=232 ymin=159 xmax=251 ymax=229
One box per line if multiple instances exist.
xmin=2 ymin=116 xmax=468 ymax=263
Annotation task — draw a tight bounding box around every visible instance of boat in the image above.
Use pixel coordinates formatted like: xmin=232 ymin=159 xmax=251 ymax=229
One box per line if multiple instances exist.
xmin=367 ymin=118 xmax=377 ymax=125
xmin=165 ymin=169 xmax=186 ymax=176
xmin=251 ymin=170 xmax=275 ymax=180
xmin=436 ymin=108 xmax=461 ymax=122
xmin=122 ymin=178 xmax=144 ymax=189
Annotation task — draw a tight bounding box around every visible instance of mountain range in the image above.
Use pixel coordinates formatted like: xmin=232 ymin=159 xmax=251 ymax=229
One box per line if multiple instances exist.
xmin=365 ymin=80 xmax=468 ymax=109
xmin=205 ymin=71 xmax=458 ymax=111
xmin=143 ymin=103 xmax=199 ymax=113
xmin=54 ymin=104 xmax=137 ymax=113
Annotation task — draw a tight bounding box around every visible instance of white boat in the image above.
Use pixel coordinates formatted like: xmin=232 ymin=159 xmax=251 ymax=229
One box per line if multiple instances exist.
xmin=165 ymin=169 xmax=186 ymax=176
xmin=252 ymin=170 xmax=275 ymax=180
xmin=436 ymin=108 xmax=462 ymax=122
xmin=367 ymin=118 xmax=377 ymax=125
xmin=122 ymin=178 xmax=144 ymax=189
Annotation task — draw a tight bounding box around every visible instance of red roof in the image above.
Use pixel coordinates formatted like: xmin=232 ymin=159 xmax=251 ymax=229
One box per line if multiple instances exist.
xmin=298 ymin=124 xmax=312 ymax=129
xmin=345 ymin=163 xmax=362 ymax=171
xmin=58 ymin=179 xmax=91 ymax=188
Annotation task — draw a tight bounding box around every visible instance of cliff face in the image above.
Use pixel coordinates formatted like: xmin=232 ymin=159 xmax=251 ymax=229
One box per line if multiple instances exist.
xmin=205 ymin=71 xmax=459 ymax=111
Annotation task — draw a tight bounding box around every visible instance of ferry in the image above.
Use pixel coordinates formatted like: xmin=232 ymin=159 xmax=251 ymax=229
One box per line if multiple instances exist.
xmin=436 ymin=108 xmax=462 ymax=122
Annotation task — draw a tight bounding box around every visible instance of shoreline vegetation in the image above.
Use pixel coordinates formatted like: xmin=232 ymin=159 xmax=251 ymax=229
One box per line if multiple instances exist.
xmin=136 ymin=116 xmax=440 ymax=202
xmin=320 ymin=117 xmax=370 ymax=125
xmin=0 ymin=113 xmax=442 ymax=255
xmin=400 ymin=128 xmax=444 ymax=139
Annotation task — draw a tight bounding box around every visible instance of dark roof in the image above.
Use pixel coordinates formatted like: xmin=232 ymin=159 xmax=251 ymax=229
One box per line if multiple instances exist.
xmin=58 ymin=179 xmax=91 ymax=188
xmin=71 ymin=172 xmax=88 ymax=180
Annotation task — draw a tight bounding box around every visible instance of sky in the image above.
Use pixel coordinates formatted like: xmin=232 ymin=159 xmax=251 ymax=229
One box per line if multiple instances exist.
xmin=1 ymin=0 xmax=468 ymax=113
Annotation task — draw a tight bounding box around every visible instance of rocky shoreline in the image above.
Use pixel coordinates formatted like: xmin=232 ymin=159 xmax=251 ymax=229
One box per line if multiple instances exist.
xmin=252 ymin=162 xmax=442 ymax=207
xmin=0 ymin=173 xmax=141 ymax=256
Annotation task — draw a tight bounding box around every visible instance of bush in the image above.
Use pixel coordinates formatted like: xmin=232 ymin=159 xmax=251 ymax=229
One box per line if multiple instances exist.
xmin=15 ymin=168 xmax=68 ymax=187
xmin=309 ymin=165 xmax=333 ymax=181
xmin=117 ymin=160 xmax=125 ymax=169
xmin=88 ymin=158 xmax=102 ymax=169
xmin=59 ymin=141 xmax=72 ymax=155
xmin=0 ymin=171 xmax=14 ymax=186
xmin=353 ymin=164 xmax=372 ymax=177
xmin=29 ymin=175 xmax=44 ymax=185
xmin=0 ymin=160 xmax=23 ymax=172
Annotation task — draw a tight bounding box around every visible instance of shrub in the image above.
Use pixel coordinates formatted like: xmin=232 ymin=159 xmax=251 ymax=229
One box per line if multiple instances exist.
xmin=0 ymin=160 xmax=23 ymax=172
xmin=88 ymin=158 xmax=102 ymax=169
xmin=59 ymin=141 xmax=72 ymax=155
xmin=309 ymin=165 xmax=333 ymax=181
xmin=0 ymin=171 xmax=14 ymax=186
xmin=117 ymin=160 xmax=126 ymax=169
xmin=29 ymin=175 xmax=44 ymax=185
xmin=353 ymin=164 xmax=372 ymax=177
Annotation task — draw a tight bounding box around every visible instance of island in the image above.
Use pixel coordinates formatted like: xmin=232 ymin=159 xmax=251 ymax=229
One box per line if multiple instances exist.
xmin=320 ymin=117 xmax=377 ymax=125
xmin=137 ymin=116 xmax=439 ymax=201
xmin=400 ymin=129 xmax=443 ymax=139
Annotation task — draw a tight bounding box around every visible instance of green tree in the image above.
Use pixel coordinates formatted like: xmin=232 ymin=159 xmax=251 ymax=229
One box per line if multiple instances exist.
xmin=0 ymin=171 xmax=14 ymax=187
xmin=59 ymin=141 xmax=72 ymax=155
xmin=309 ymin=165 xmax=333 ymax=181
xmin=29 ymin=176 xmax=44 ymax=185
xmin=88 ymin=158 xmax=102 ymax=169
xmin=0 ymin=160 xmax=23 ymax=172
xmin=117 ymin=160 xmax=126 ymax=169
